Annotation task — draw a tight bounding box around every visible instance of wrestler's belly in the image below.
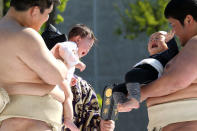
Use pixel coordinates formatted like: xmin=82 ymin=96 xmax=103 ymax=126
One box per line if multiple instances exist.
xmin=163 ymin=120 xmax=197 ymax=131
xmin=0 ymin=83 xmax=64 ymax=131
xmin=147 ymin=83 xmax=197 ymax=107
xmin=0 ymin=118 xmax=52 ymax=131
xmin=2 ymin=83 xmax=65 ymax=103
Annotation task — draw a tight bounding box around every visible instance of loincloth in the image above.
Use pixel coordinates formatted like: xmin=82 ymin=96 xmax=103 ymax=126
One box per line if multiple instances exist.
xmin=0 ymin=89 xmax=63 ymax=131
xmin=147 ymin=98 xmax=197 ymax=131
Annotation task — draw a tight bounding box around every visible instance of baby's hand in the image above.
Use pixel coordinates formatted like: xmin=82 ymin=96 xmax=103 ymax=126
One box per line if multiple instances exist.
xmin=164 ymin=30 xmax=175 ymax=43
xmin=70 ymin=77 xmax=77 ymax=86
xmin=148 ymin=31 xmax=169 ymax=55
xmin=76 ymin=61 xmax=86 ymax=72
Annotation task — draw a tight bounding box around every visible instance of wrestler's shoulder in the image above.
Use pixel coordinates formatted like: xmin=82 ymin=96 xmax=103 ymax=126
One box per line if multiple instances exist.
xmin=17 ymin=28 xmax=42 ymax=41
xmin=12 ymin=27 xmax=45 ymax=48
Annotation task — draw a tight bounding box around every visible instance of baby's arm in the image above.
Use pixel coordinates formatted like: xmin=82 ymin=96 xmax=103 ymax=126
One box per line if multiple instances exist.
xmin=75 ymin=60 xmax=86 ymax=72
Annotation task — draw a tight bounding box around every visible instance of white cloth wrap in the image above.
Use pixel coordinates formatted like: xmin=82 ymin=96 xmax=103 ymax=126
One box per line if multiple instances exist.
xmin=59 ymin=41 xmax=79 ymax=82
xmin=133 ymin=58 xmax=164 ymax=77
xmin=59 ymin=41 xmax=79 ymax=68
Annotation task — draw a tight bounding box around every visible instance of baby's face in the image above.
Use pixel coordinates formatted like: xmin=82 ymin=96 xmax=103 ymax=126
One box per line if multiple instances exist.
xmin=77 ymin=35 xmax=94 ymax=58
xmin=148 ymin=32 xmax=168 ymax=55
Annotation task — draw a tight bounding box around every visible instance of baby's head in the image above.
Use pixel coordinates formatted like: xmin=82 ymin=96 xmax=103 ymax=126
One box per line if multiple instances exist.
xmin=68 ymin=24 xmax=97 ymax=58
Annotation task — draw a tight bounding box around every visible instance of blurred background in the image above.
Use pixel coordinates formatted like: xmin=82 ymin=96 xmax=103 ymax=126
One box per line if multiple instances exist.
xmin=0 ymin=0 xmax=170 ymax=130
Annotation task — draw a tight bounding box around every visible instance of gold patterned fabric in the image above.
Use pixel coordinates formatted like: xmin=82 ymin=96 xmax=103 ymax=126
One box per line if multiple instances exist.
xmin=64 ymin=76 xmax=101 ymax=131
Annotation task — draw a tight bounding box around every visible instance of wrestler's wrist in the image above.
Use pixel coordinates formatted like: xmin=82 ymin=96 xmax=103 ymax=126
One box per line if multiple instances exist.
xmin=140 ymin=89 xmax=148 ymax=102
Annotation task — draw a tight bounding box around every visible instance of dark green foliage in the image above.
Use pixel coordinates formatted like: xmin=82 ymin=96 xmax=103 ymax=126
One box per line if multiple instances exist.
xmin=115 ymin=0 xmax=170 ymax=40
xmin=3 ymin=0 xmax=10 ymax=15
xmin=55 ymin=0 xmax=69 ymax=24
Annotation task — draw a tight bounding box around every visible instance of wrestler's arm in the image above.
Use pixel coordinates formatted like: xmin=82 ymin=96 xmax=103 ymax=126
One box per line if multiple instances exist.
xmin=141 ymin=37 xmax=197 ymax=101
xmin=59 ymin=80 xmax=73 ymax=99
xmin=16 ymin=28 xmax=67 ymax=85
xmin=59 ymin=80 xmax=74 ymax=120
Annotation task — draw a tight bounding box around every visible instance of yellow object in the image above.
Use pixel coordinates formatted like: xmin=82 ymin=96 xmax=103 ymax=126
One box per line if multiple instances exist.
xmin=105 ymin=88 xmax=112 ymax=97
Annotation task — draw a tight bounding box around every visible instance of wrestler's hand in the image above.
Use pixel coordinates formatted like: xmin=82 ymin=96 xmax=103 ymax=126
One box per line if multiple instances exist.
xmin=117 ymin=98 xmax=139 ymax=112
xmin=100 ymin=120 xmax=115 ymax=131
xmin=148 ymin=32 xmax=168 ymax=55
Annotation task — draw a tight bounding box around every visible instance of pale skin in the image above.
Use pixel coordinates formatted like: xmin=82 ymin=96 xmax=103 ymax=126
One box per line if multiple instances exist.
xmin=0 ymin=5 xmax=68 ymax=131
xmin=148 ymin=30 xmax=174 ymax=56
xmin=59 ymin=80 xmax=79 ymax=131
xmin=51 ymin=42 xmax=79 ymax=131
xmin=56 ymin=34 xmax=115 ymax=131
xmin=117 ymin=31 xmax=173 ymax=112
xmin=119 ymin=15 xmax=197 ymax=131
xmin=53 ymin=34 xmax=94 ymax=125
xmin=61 ymin=36 xmax=93 ymax=130
xmin=100 ymin=120 xmax=115 ymax=131
xmin=50 ymin=35 xmax=94 ymax=131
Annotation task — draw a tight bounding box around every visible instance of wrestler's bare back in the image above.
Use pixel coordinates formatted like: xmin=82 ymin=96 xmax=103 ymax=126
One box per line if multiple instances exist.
xmin=0 ymin=17 xmax=66 ymax=131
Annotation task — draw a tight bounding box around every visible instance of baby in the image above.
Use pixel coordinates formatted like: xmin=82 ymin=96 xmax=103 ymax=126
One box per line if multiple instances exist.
xmin=42 ymin=24 xmax=96 ymax=130
xmin=112 ymin=31 xmax=179 ymax=112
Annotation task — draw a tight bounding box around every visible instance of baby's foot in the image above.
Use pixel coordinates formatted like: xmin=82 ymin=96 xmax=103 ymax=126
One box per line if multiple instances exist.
xmin=117 ymin=98 xmax=140 ymax=112
xmin=64 ymin=119 xmax=80 ymax=131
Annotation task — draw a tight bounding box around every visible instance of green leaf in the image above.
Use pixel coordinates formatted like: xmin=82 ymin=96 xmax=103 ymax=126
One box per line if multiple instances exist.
xmin=96 ymin=94 xmax=102 ymax=109
xmin=5 ymin=1 xmax=10 ymax=8
xmin=114 ymin=0 xmax=171 ymax=40
xmin=57 ymin=0 xmax=69 ymax=12
xmin=55 ymin=14 xmax=64 ymax=24
xmin=39 ymin=23 xmax=46 ymax=34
